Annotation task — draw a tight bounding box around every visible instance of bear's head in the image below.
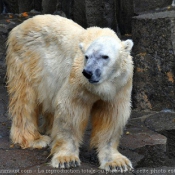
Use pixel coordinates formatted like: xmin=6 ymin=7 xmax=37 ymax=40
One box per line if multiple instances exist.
xmin=79 ymin=36 xmax=133 ymax=84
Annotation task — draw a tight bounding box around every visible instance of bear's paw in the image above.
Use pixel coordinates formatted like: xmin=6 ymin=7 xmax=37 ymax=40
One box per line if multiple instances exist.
xmin=29 ymin=135 xmax=51 ymax=149
xmin=100 ymin=153 xmax=133 ymax=173
xmin=51 ymin=154 xmax=81 ymax=168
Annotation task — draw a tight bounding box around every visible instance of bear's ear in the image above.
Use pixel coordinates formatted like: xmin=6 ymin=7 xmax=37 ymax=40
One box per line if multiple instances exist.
xmin=79 ymin=43 xmax=85 ymax=53
xmin=122 ymin=39 xmax=134 ymax=53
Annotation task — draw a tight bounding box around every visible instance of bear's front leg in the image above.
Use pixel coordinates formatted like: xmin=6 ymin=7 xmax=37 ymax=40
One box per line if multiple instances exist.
xmin=51 ymin=135 xmax=80 ymax=168
xmin=50 ymin=98 xmax=90 ymax=168
xmin=91 ymin=98 xmax=133 ymax=173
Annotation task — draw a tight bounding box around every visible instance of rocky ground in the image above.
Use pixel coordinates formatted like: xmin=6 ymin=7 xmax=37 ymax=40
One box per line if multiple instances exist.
xmin=0 ymin=13 xmax=175 ymax=175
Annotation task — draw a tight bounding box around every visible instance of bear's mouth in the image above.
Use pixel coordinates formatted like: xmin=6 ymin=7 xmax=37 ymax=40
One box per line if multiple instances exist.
xmin=89 ymin=80 xmax=99 ymax=84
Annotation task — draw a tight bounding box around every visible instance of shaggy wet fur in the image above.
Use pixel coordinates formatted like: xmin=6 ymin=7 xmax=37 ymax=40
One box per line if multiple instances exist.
xmin=6 ymin=14 xmax=134 ymax=172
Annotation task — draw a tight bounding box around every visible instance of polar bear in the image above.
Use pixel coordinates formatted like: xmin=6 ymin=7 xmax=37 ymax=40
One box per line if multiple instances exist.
xmin=6 ymin=15 xmax=134 ymax=172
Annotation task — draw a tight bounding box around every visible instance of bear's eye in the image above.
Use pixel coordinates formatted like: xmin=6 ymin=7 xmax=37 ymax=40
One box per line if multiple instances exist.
xmin=85 ymin=55 xmax=88 ymax=60
xmin=102 ymin=55 xmax=109 ymax=59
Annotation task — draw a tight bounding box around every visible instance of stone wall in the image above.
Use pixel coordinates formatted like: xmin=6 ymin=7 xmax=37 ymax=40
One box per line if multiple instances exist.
xmin=132 ymin=11 xmax=175 ymax=110
xmin=117 ymin=0 xmax=172 ymax=35
xmin=0 ymin=0 xmax=173 ymax=35
xmin=2 ymin=0 xmax=42 ymax=13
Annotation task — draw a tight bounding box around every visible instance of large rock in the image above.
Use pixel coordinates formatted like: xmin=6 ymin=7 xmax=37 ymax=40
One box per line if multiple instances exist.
xmin=121 ymin=118 xmax=167 ymax=167
xmin=117 ymin=0 xmax=172 ymax=35
xmin=132 ymin=11 xmax=175 ymax=110
xmin=145 ymin=112 xmax=175 ymax=158
xmin=133 ymin=0 xmax=172 ymax=14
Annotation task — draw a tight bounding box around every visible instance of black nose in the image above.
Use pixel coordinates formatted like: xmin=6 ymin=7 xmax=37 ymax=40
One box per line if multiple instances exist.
xmin=82 ymin=69 xmax=92 ymax=79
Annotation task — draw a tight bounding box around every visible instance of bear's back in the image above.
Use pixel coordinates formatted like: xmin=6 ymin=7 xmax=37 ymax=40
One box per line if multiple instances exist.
xmin=6 ymin=15 xmax=85 ymax=112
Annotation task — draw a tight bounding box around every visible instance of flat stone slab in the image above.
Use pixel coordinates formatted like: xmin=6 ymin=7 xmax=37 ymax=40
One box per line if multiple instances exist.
xmin=122 ymin=119 xmax=167 ymax=150
xmin=133 ymin=10 xmax=175 ymax=19
xmin=121 ymin=118 xmax=167 ymax=167
xmin=130 ymin=110 xmax=157 ymax=119
xmin=133 ymin=0 xmax=172 ymax=14
xmin=145 ymin=112 xmax=175 ymax=131
xmin=145 ymin=112 xmax=175 ymax=158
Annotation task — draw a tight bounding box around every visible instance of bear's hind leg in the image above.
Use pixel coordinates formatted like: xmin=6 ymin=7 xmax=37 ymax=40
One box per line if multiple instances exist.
xmin=8 ymin=78 xmax=50 ymax=149
xmin=90 ymin=99 xmax=133 ymax=173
